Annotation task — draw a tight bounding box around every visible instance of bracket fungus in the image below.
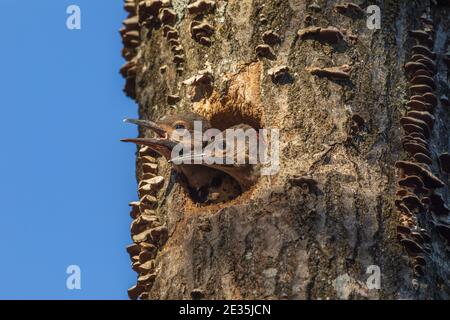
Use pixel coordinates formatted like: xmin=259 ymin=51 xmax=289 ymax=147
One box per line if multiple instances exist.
xmin=187 ymin=0 xmax=216 ymax=16
xmin=396 ymin=161 xmax=444 ymax=189
xmin=404 ymin=61 xmax=430 ymax=74
xmin=140 ymin=0 xmax=170 ymax=18
xmin=401 ymin=118 xmax=430 ymax=139
xmin=406 ymin=99 xmax=433 ymax=112
xmin=307 ymin=65 xmax=351 ymax=80
xmin=406 ymin=111 xmax=434 ymax=129
xmin=124 ymin=0 xmax=136 ymax=14
xmin=128 ymin=284 xmax=145 ymax=300
xmin=255 ymin=44 xmax=276 ymax=60
xmin=268 ymin=65 xmax=290 ymax=83
xmin=411 ymin=45 xmax=436 ymax=60
xmin=400 ymin=238 xmax=425 ymax=257
xmin=262 ymin=30 xmax=281 ymax=46
xmin=159 ymin=8 xmax=177 ymax=26
xmin=167 ymin=94 xmax=181 ymax=105
xmin=335 ymin=3 xmax=364 ymax=17
xmin=190 ymin=21 xmax=214 ymax=45
xmin=297 ymin=26 xmax=344 ymax=44
xmin=410 ymin=74 xmax=436 ymax=89
xmin=414 ymin=153 xmax=433 ymax=166
xmin=409 ymin=30 xmax=434 ymax=47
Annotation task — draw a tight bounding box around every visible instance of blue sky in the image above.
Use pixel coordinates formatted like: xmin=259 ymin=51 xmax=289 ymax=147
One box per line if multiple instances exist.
xmin=0 ymin=1 xmax=138 ymax=299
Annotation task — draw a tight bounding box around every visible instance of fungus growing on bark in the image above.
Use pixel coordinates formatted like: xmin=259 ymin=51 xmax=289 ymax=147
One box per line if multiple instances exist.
xmin=289 ymin=176 xmax=318 ymax=193
xmin=128 ymin=285 xmax=145 ymax=300
xmin=167 ymin=94 xmax=181 ymax=105
xmin=400 ymin=117 xmax=430 ymax=138
xmin=150 ymin=225 xmax=169 ymax=247
xmin=126 ymin=243 xmax=141 ymax=257
xmin=139 ymin=194 xmax=158 ymax=211
xmin=124 ymin=77 xmax=136 ymax=99
xmin=139 ymin=0 xmax=170 ymax=18
xmin=396 ymin=161 xmax=444 ymax=189
xmin=143 ymin=163 xmax=158 ymax=174
xmin=401 ymin=195 xmax=425 ymax=213
xmin=138 ymin=247 xmax=157 ymax=263
xmin=173 ymin=54 xmax=185 ymax=64
xmin=255 ymin=44 xmax=276 ymax=60
xmin=138 ymin=259 xmax=155 ymax=273
xmin=400 ymin=238 xmax=424 ymax=257
xmin=398 ymin=175 xmax=426 ymax=193
xmin=124 ymin=1 xmax=136 ymax=14
xmin=138 ymin=273 xmax=157 ymax=285
xmin=410 ymin=74 xmax=436 ymax=89
xmin=404 ymin=61 xmax=429 ymax=74
xmin=335 ymin=3 xmax=364 ymax=17
xmin=397 ymin=225 xmax=411 ymax=235
xmin=411 ymin=54 xmax=436 ymax=73
xmin=411 ymin=45 xmax=436 ymax=60
xmin=406 ymin=111 xmax=434 ymax=129
xmin=133 ymin=229 xmax=153 ymax=243
xmin=268 ymin=65 xmax=290 ymax=83
xmin=159 ymin=8 xmax=177 ymax=26
xmin=398 ymin=176 xmax=429 ymax=194
xmin=123 ymin=16 xmax=140 ymax=29
xmin=262 ymin=30 xmax=281 ymax=45
xmin=187 ymin=0 xmax=216 ymax=15
xmin=190 ymin=21 xmax=214 ymax=45
xmin=406 ymin=99 xmax=433 ymax=112
xmin=297 ymin=26 xmax=344 ymax=44
xmin=129 ymin=201 xmax=141 ymax=219
xmin=414 ymin=153 xmax=433 ymax=166
xmin=409 ymin=84 xmax=434 ymax=95
xmin=120 ymin=60 xmax=137 ymax=78
xmin=412 ymin=69 xmax=433 ymax=78
xmin=409 ymin=30 xmax=433 ymax=47
xmin=422 ymin=92 xmax=437 ymax=107
xmin=403 ymin=142 xmax=430 ymax=158
xmin=307 ymin=65 xmax=351 ymax=80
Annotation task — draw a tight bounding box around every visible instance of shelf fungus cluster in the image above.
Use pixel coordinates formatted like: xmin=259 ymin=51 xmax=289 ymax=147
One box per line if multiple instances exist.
xmin=188 ymin=0 xmax=216 ymax=47
xmin=127 ymin=145 xmax=169 ymax=300
xmin=397 ymin=13 xmax=450 ymax=286
xmin=255 ymin=30 xmax=281 ymax=60
xmin=138 ymin=0 xmax=184 ymax=75
xmin=334 ymin=2 xmax=364 ymax=18
xmin=307 ymin=64 xmax=351 ymax=81
xmin=297 ymin=26 xmax=345 ymax=45
xmin=120 ymin=0 xmax=141 ymax=99
xmin=297 ymin=20 xmax=351 ymax=81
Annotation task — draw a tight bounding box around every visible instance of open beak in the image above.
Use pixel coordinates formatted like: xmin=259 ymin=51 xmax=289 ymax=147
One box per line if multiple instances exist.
xmin=169 ymin=153 xmax=206 ymax=164
xmin=121 ymin=137 xmax=178 ymax=160
xmin=123 ymin=118 xmax=168 ymax=138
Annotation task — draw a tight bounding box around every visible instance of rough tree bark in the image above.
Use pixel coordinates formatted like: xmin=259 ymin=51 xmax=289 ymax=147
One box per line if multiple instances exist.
xmin=120 ymin=0 xmax=450 ymax=300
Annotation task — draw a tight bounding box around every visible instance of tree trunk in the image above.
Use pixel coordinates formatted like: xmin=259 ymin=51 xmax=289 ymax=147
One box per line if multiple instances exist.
xmin=121 ymin=0 xmax=450 ymax=300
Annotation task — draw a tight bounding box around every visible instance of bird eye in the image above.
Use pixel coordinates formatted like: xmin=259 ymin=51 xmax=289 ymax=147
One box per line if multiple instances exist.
xmin=175 ymin=124 xmax=185 ymax=130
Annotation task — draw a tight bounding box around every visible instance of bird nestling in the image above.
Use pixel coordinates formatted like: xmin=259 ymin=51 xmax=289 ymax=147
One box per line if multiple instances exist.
xmin=121 ymin=112 xmax=259 ymax=203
